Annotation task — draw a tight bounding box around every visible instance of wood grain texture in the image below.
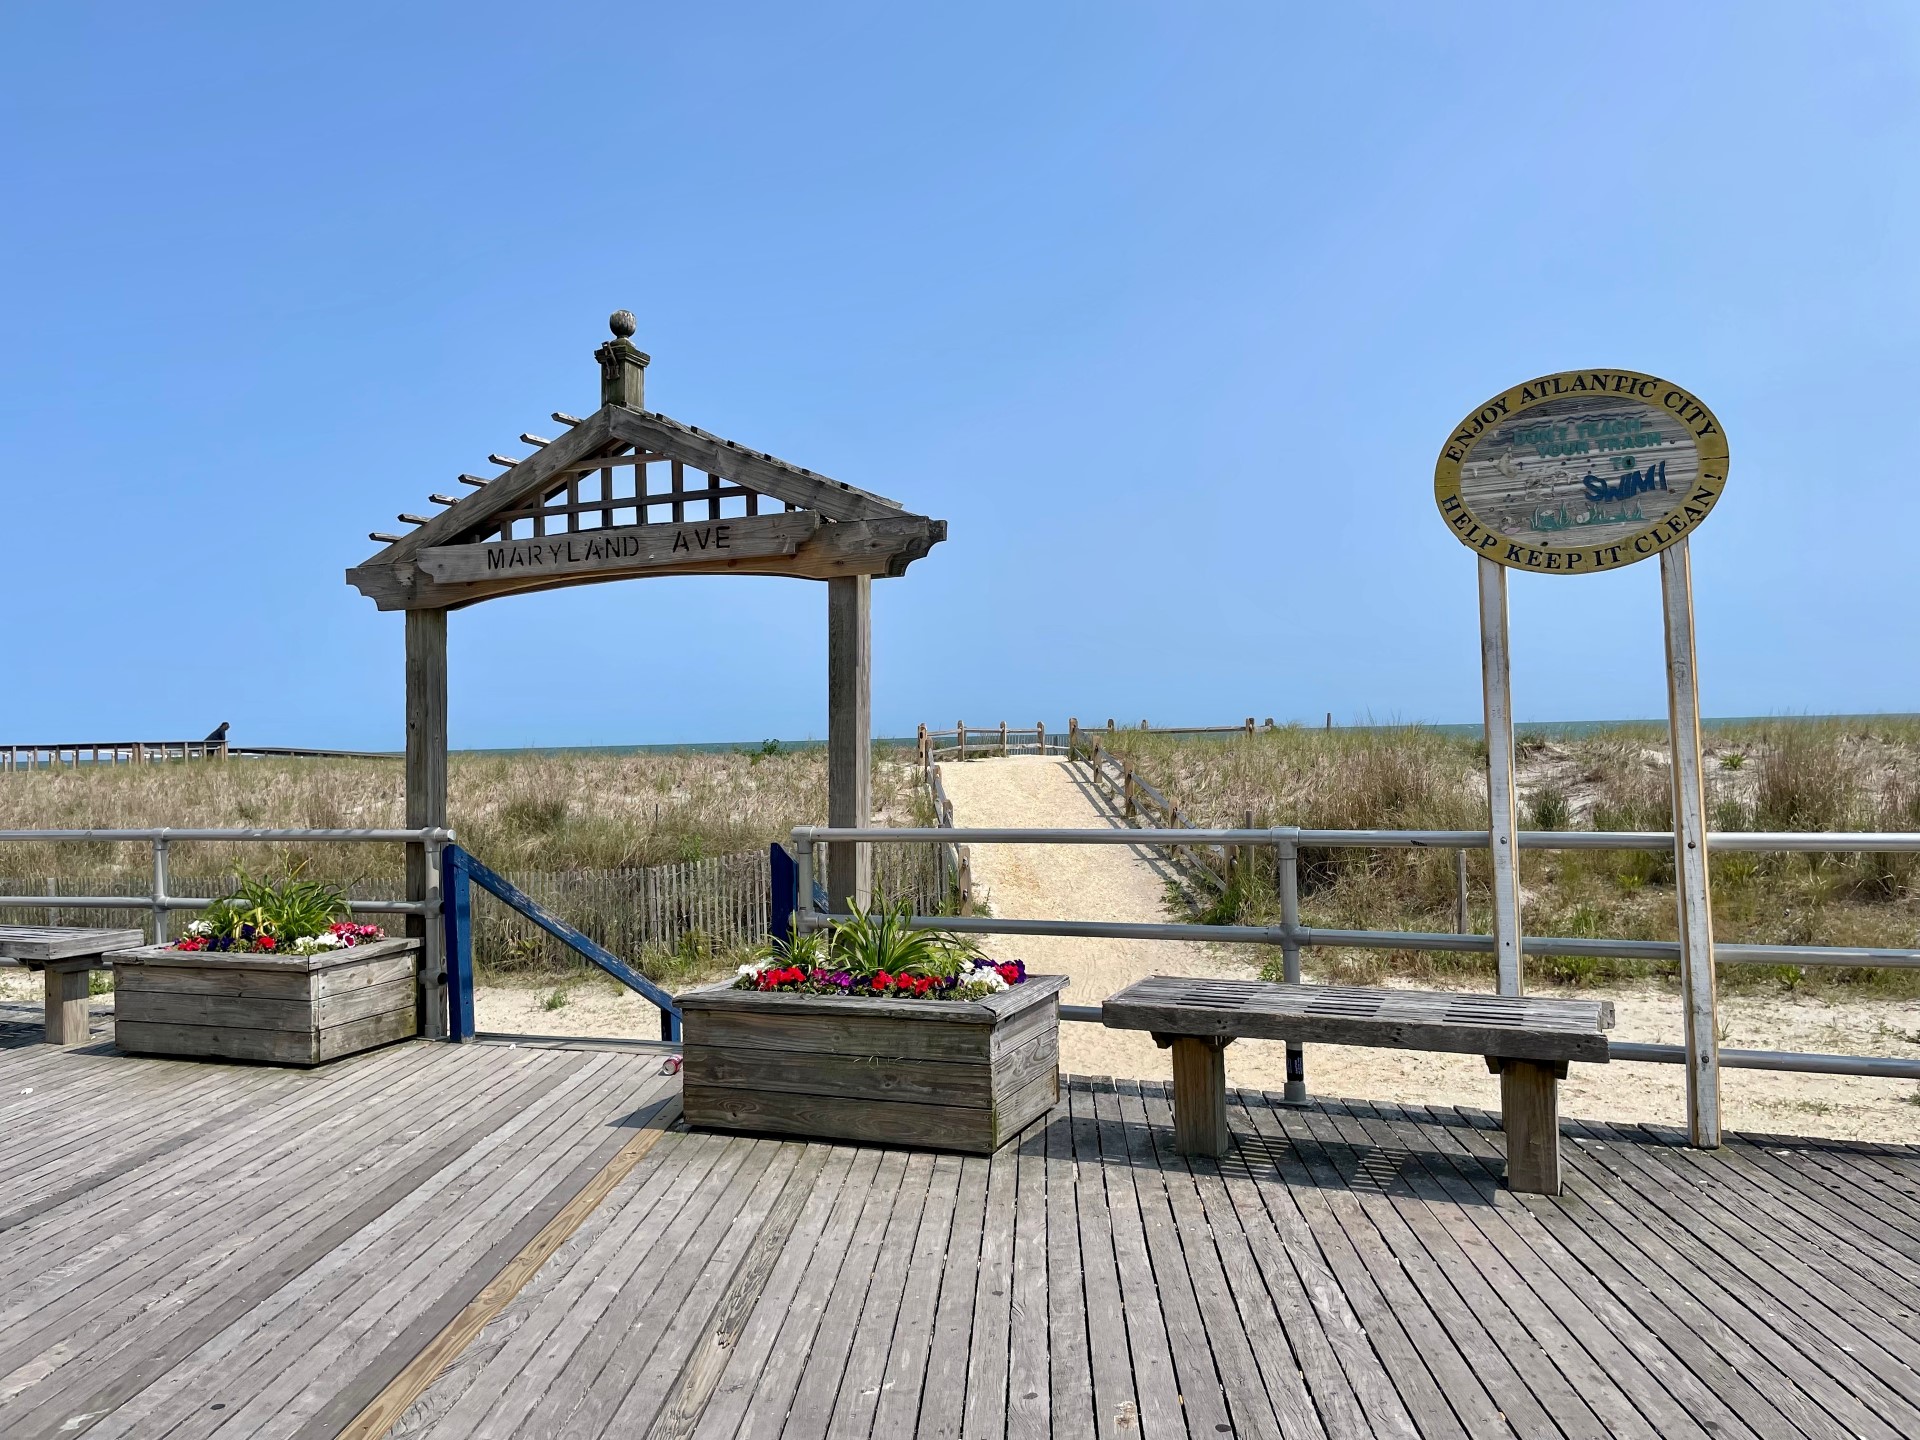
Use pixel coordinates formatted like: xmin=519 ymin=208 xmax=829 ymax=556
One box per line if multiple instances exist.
xmin=405 ymin=607 xmax=448 ymax=1040
xmin=336 ymin=1093 xmax=683 ymax=1440
xmin=0 ymin=926 xmax=144 ymax=962
xmin=42 ymin=961 xmax=94 ymax=1046
xmin=1497 ymin=1059 xmax=1563 ymax=1195
xmin=682 ymin=983 xmax=1061 ymax=1153
xmin=1168 ymin=1035 xmax=1230 ymax=1157
xmin=1479 ymin=554 xmax=1525 ymax=995
xmin=417 ymin=512 xmax=821 ymax=585
xmin=17 ymin=1027 xmax=1919 ymax=1439
xmin=826 ymin=572 xmax=872 ymax=911
xmin=1661 ymin=537 xmax=1723 ymax=1147
xmin=1103 ymin=976 xmax=1613 ymax=1062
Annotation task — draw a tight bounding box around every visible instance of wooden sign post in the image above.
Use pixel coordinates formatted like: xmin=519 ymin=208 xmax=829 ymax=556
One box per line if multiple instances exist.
xmin=1436 ymin=370 xmax=1730 ymax=1147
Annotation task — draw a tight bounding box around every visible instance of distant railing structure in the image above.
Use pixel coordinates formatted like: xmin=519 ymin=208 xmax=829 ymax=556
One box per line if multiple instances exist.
xmin=920 ymin=721 xmax=1070 ymax=762
xmin=1 ymin=737 xmax=400 ymax=770
xmin=4 ymin=739 xmax=230 ymax=770
xmin=789 ymin=821 xmax=1920 ymax=1090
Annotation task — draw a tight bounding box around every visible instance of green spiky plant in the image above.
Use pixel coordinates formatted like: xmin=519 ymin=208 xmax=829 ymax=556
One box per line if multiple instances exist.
xmin=196 ymin=863 xmax=350 ymax=947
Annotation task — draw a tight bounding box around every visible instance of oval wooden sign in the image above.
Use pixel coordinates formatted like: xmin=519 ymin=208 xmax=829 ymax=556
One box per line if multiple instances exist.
xmin=1434 ymin=369 xmax=1728 ymax=574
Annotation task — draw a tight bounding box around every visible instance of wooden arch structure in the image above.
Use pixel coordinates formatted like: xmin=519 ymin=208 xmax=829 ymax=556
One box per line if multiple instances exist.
xmin=347 ymin=312 xmax=946 ymax=1035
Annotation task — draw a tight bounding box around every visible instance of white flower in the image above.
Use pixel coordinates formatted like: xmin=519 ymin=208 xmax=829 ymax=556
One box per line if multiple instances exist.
xmin=737 ymin=957 xmax=774 ymax=978
xmin=289 ymin=932 xmax=348 ymax=956
xmin=185 ymin=920 xmax=213 ymax=936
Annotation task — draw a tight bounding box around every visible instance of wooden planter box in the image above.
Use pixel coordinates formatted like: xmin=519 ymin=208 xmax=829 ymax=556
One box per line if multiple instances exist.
xmin=678 ymin=973 xmax=1066 ymax=1153
xmin=109 ymin=937 xmax=420 ymax=1066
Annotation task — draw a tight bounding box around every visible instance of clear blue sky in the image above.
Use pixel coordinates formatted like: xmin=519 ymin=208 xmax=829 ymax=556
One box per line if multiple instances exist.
xmin=5 ymin=4 xmax=1915 ymax=748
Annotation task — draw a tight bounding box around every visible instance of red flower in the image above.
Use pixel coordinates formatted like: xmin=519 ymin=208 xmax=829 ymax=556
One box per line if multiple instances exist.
xmin=873 ymin=971 xmax=893 ymax=991
xmin=258 ymin=935 xmax=276 ymax=950
xmin=995 ymin=962 xmax=1024 ymax=985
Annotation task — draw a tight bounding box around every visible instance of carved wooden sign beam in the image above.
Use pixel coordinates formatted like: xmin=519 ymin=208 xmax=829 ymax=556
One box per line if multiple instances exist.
xmin=418 ymin=511 xmax=821 ymax=585
xmin=348 ymin=512 xmax=944 ymax=610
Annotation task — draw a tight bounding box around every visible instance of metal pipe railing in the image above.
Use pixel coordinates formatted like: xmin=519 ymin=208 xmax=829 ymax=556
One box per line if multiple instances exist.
xmin=791 ymin=821 xmax=1920 ymax=1088
xmin=792 ymin=824 xmax=1920 ymax=853
xmin=0 ymin=828 xmax=453 ymax=940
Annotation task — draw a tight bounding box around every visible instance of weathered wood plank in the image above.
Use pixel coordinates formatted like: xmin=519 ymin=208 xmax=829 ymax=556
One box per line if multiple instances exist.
xmin=1291 ymin=1100 xmax=1574 ymax=1438
xmin=725 ymin=1146 xmax=885 ymax=1440
xmin=681 ymin=1041 xmax=1000 ymax=1107
xmin=958 ymin=1124 xmax=1019 ymax=1439
xmin=417 ymin=511 xmax=822 ymax=585
xmin=778 ymin=1148 xmax=920 ymax=1438
xmin=656 ymin=1147 xmax=861 ymax=1440
xmin=1006 ymin=1117 xmax=1051 ymax=1440
xmin=1214 ymin=1090 xmax=1399 ymax=1440
xmin=460 ymin=1136 xmax=768 ymax=1438
xmin=1485 ymin=1110 xmax=1913 ymax=1440
xmin=684 ymin=1082 xmax=1006 ymax=1153
xmin=1 ymin=1049 xmax=600 ymax=1438
xmin=0 ymin=926 xmax=143 ymax=962
xmin=1040 ymin=1102 xmax=1093 ymax=1440
xmin=826 ymin=571 xmax=873 ymax=910
xmin=816 ymin=1150 xmax=937 ymax=1440
xmin=1368 ymin=1101 xmax=1749 ymax=1440
xmin=877 ymin=1150 xmax=985 ymax=1439
xmin=1111 ymin=1079 xmax=1245 ymax=1437
xmin=109 ymin=977 xmax=413 ymax=1034
xmin=1105 ymin=976 xmax=1612 ymax=1063
xmin=1141 ymin=1082 xmax=1330 ymax=1440
xmin=1307 ymin=1099 xmax=1617 ymax=1440
xmin=1088 ymin=1077 xmax=1186 ymax=1437
xmin=1236 ymin=1093 xmax=1481 ymax=1439
xmin=1062 ymin=1080 xmax=1142 ymax=1440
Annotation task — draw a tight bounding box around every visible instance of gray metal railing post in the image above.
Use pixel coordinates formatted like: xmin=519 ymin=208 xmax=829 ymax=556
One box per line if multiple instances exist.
xmin=1275 ymin=827 xmax=1306 ymax=1103
xmin=794 ymin=830 xmax=817 ymax=935
xmin=151 ymin=833 xmax=170 ymax=944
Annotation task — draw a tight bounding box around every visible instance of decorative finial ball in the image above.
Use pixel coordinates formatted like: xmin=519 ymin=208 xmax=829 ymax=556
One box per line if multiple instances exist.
xmin=609 ymin=310 xmax=637 ymax=339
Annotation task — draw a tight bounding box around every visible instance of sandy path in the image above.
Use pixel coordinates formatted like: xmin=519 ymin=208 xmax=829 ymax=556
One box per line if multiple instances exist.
xmin=939 ymin=756 xmax=1920 ymax=1142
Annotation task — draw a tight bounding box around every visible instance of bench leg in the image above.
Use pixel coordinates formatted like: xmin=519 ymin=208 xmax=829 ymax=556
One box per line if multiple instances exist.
xmin=44 ymin=962 xmax=94 ymax=1047
xmin=1169 ymin=1036 xmax=1231 ymax=1157
xmin=1496 ymin=1058 xmax=1564 ymax=1196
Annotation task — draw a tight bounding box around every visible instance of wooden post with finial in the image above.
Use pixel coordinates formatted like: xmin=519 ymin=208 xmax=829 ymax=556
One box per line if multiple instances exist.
xmin=596 ymin=310 xmax=649 ymax=409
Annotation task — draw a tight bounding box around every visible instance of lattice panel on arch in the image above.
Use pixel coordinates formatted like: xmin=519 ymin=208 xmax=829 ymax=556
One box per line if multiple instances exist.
xmin=478 ymin=451 xmax=799 ymax=542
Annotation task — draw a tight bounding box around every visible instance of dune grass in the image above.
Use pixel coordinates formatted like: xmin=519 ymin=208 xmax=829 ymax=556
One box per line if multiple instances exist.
xmin=0 ymin=745 xmax=928 ymax=883
xmin=1095 ymin=718 xmax=1920 ymax=994
xmin=0 ymin=746 xmax=934 ymax=986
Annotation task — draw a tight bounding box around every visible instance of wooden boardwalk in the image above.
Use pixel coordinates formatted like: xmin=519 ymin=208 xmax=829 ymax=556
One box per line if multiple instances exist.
xmin=5 ymin=1018 xmax=1920 ymax=1438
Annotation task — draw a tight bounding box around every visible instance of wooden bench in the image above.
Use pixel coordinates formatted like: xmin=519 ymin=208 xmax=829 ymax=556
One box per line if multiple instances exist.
xmin=1102 ymin=976 xmax=1613 ymax=1195
xmin=0 ymin=925 xmax=146 ymax=1046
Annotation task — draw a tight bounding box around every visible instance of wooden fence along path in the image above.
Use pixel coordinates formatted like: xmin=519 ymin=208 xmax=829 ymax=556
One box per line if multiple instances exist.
xmin=922 ymin=717 xmax=1277 ymax=903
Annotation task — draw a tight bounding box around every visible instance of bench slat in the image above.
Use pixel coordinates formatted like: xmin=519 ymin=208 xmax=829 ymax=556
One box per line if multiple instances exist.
xmin=1103 ymin=977 xmax=1612 ymax=1064
xmin=0 ymin=925 xmax=146 ymax=962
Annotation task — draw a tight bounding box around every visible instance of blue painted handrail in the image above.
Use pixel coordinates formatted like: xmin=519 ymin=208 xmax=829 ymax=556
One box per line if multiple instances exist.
xmin=441 ymin=843 xmax=682 ymax=1043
